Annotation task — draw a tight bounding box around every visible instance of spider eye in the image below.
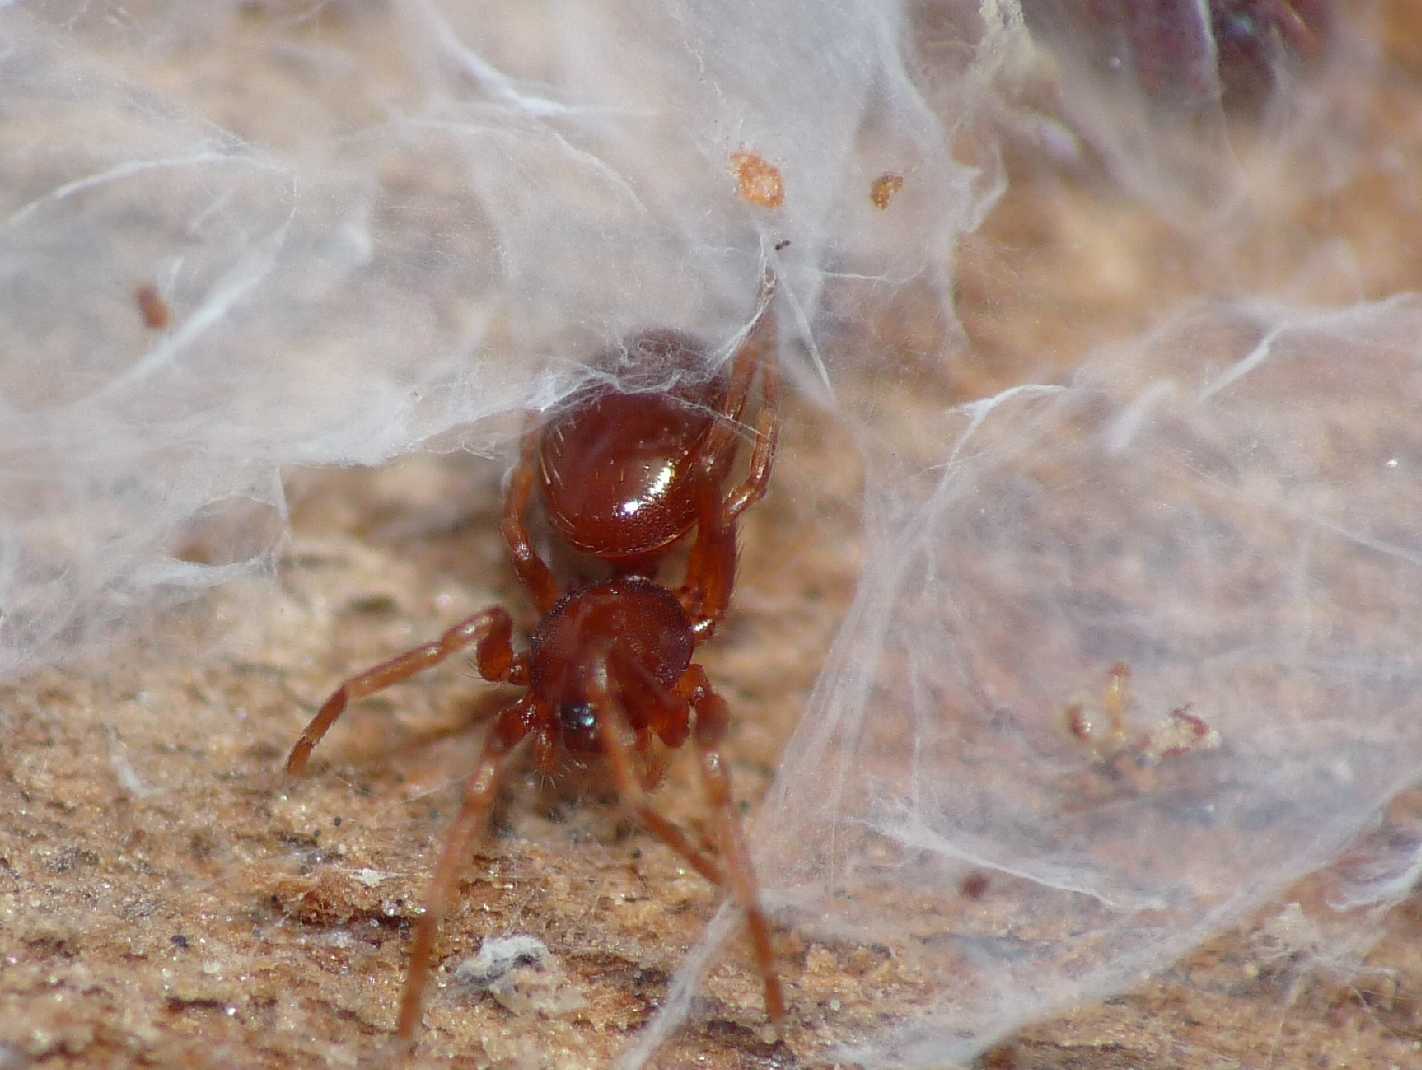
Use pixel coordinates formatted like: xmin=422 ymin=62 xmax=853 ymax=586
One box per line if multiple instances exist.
xmin=558 ymin=702 xmax=601 ymax=752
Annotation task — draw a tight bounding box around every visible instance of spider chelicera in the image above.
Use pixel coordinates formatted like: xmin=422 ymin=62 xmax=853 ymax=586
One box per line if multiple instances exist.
xmin=285 ymin=278 xmax=783 ymax=1043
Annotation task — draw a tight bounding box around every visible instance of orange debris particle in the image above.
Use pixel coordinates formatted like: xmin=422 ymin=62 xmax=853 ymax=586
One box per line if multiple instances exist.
xmin=871 ymin=172 xmax=904 ymax=210
xmin=730 ymin=151 xmax=784 ymax=209
xmin=135 ymin=284 xmax=170 ymax=330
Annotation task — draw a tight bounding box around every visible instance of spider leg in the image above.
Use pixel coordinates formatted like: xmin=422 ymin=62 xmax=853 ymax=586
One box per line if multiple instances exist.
xmin=700 ymin=344 xmax=759 ymax=462
xmin=590 ymin=662 xmax=724 ymax=887
xmin=701 ymin=269 xmax=777 ymax=460
xmin=397 ymin=697 xmax=536 ymax=1041
xmin=679 ymin=277 xmax=778 ymax=641
xmin=286 ymin=606 xmax=524 ymax=775
xmin=503 ymin=429 xmax=560 ymax=614
xmin=683 ymin=664 xmax=785 ymax=1023
xmin=678 ymin=479 xmax=739 ymax=643
xmin=720 ymin=344 xmax=778 ymax=526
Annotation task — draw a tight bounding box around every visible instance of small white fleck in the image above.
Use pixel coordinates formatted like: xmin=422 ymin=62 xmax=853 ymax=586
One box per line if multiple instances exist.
xmin=453 ymin=935 xmax=549 ymax=988
xmin=350 ymin=868 xmax=393 ymax=888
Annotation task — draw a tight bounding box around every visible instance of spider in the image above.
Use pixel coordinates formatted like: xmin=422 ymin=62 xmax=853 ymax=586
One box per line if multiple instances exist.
xmin=284 ymin=277 xmax=784 ymax=1044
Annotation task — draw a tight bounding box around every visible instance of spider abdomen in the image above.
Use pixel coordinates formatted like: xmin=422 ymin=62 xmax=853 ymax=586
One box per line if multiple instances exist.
xmin=537 ymin=330 xmax=736 ymax=559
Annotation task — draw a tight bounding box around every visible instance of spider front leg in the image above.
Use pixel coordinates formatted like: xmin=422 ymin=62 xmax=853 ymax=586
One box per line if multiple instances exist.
xmin=682 ymin=664 xmax=785 ymax=1023
xmin=397 ymin=696 xmax=535 ymax=1041
xmin=286 ymin=606 xmax=525 ymax=774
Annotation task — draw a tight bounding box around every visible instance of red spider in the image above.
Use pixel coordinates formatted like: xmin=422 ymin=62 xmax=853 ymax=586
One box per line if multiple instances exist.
xmin=285 ymin=278 xmax=783 ymax=1043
